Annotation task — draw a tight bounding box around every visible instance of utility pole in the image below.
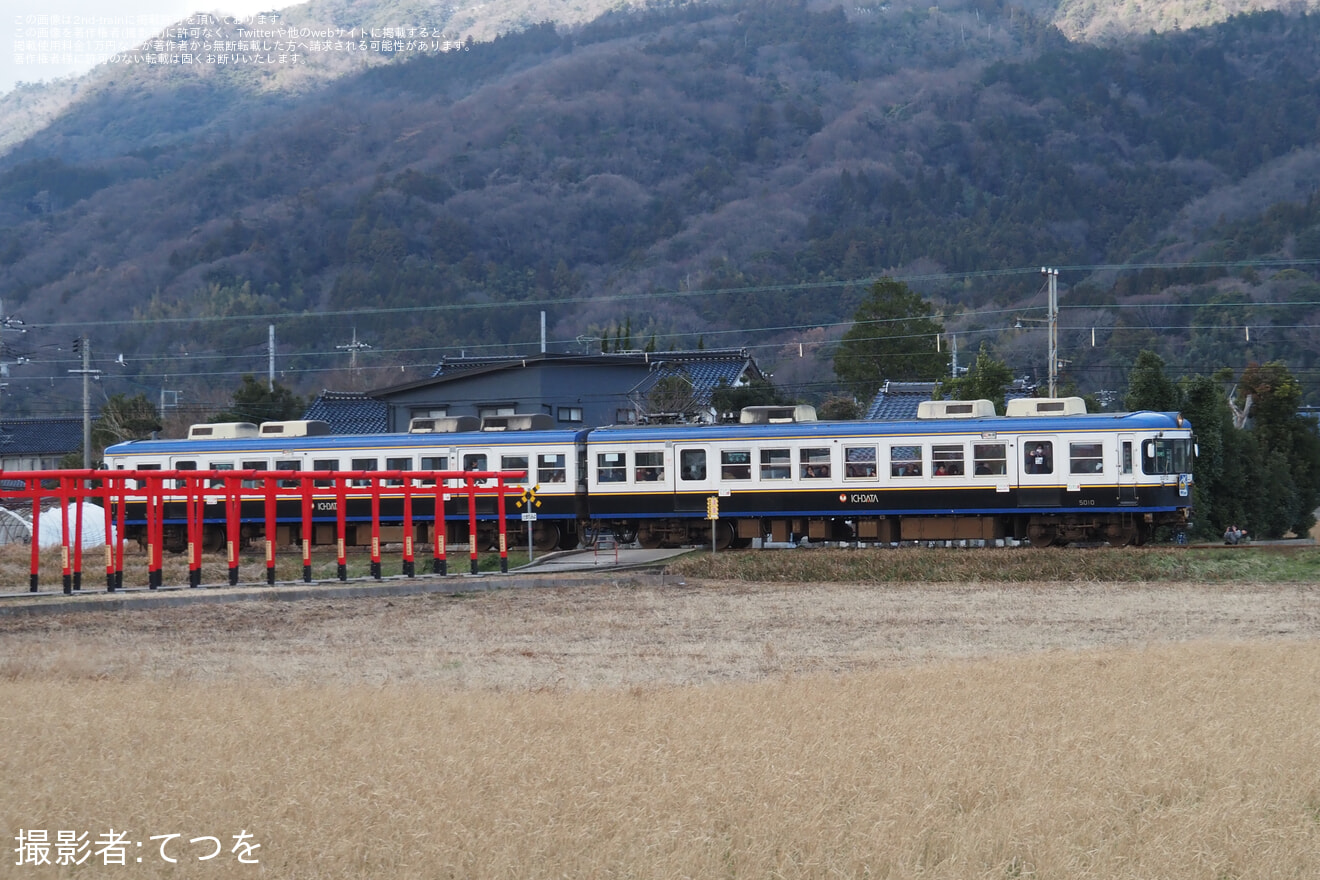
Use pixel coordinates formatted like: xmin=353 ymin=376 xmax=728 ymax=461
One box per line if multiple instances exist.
xmin=1042 ymin=267 xmax=1059 ymax=398
xmin=0 ymin=300 xmax=27 ymax=429
xmin=337 ymin=328 xmax=371 ymax=383
xmin=69 ymin=334 xmax=101 ymax=468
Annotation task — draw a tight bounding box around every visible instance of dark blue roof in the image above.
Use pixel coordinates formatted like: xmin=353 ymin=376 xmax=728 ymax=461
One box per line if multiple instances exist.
xmin=864 ymin=382 xmax=939 ymax=420
xmin=864 ymin=379 xmax=1038 ymax=420
xmin=631 ymin=356 xmax=754 ymax=403
xmin=303 ymin=392 xmax=389 ymax=434
xmin=0 ymin=418 xmax=85 ymax=456
xmin=428 ymin=349 xmax=761 ymax=391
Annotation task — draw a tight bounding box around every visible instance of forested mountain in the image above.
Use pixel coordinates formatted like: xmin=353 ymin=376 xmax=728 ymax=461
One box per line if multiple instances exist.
xmin=1 ymin=0 xmax=1319 ymax=418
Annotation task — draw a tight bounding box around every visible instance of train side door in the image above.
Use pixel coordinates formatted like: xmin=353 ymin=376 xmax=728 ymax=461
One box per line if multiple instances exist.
xmin=1117 ymin=434 xmax=1138 ymax=505
xmin=675 ymin=445 xmax=716 ymax=512
xmin=1016 ymin=436 xmax=1062 ymax=507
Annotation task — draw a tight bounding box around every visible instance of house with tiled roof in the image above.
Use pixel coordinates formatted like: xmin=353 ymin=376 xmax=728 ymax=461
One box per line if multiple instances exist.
xmin=864 ymin=379 xmax=1038 ymax=421
xmin=302 ymin=392 xmax=390 ymax=434
xmin=0 ymin=418 xmax=86 ymax=470
xmin=304 ymin=350 xmax=765 ymax=433
xmin=864 ymin=381 xmax=941 ymax=421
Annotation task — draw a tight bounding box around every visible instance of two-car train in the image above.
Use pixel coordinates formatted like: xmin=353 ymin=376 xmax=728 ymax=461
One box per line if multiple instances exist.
xmin=102 ymin=397 xmax=1195 ymax=551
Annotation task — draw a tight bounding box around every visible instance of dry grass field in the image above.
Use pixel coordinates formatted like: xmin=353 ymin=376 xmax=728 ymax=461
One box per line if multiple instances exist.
xmin=2 ymin=556 xmax=1319 ymax=878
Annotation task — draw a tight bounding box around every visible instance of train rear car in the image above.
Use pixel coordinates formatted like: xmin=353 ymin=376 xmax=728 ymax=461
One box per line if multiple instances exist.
xmin=102 ymin=417 xmax=589 ymax=553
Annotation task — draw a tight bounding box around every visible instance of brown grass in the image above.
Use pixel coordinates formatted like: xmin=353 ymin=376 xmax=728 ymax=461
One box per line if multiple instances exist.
xmin=2 ymin=579 xmax=1319 ymax=878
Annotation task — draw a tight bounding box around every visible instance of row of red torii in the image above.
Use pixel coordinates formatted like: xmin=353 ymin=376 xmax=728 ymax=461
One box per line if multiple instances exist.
xmin=0 ymin=469 xmax=534 ymax=594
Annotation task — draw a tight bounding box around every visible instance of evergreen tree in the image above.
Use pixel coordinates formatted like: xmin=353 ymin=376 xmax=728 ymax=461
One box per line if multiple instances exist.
xmin=1236 ymin=361 xmax=1320 ymax=536
xmin=709 ymin=377 xmax=790 ymax=422
xmin=92 ymin=393 xmax=163 ymax=447
xmin=1125 ymin=351 xmax=1181 ymax=411
xmin=833 ymin=278 xmax=947 ymax=401
xmin=211 ymin=375 xmax=305 ymax=424
xmin=945 ymin=344 xmax=1015 ymax=413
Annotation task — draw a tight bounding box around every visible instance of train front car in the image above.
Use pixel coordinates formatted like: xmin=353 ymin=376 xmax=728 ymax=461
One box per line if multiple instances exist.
xmin=582 ymin=401 xmax=1194 ymax=548
xmin=101 ymin=416 xmax=589 ymax=554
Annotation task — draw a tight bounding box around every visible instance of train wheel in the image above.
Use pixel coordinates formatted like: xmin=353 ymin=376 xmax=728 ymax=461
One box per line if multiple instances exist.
xmin=532 ymin=523 xmax=562 ymax=552
xmin=714 ymin=521 xmax=736 ymax=550
xmin=163 ymin=528 xmax=187 ymax=555
xmin=1105 ymin=524 xmax=1136 ymax=547
xmin=1027 ymin=524 xmax=1057 ymax=548
xmin=202 ymin=526 xmax=225 ymax=553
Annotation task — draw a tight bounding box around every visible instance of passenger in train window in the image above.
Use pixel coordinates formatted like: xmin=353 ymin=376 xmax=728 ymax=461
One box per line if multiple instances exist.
xmin=1026 ymin=444 xmax=1051 ymax=474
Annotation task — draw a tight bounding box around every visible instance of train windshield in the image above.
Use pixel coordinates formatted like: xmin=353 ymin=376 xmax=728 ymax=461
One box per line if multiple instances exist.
xmin=1142 ymin=438 xmax=1193 ymax=475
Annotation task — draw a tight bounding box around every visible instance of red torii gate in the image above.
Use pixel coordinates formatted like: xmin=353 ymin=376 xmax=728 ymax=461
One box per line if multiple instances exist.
xmin=0 ymin=468 xmax=527 ymax=594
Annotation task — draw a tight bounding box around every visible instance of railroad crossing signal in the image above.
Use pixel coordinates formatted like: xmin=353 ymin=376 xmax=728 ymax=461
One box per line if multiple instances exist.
xmin=516 ymin=484 xmax=541 ymax=509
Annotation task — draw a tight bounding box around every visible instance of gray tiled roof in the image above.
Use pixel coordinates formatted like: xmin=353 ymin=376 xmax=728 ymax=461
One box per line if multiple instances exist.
xmin=631 ymin=357 xmax=752 ymax=402
xmin=864 ymin=382 xmax=939 ymax=420
xmin=863 ymin=378 xmax=1040 ymax=420
xmin=303 ymin=392 xmax=389 ymax=434
xmin=429 ymin=349 xmax=762 ymax=385
xmin=0 ymin=418 xmax=86 ymax=456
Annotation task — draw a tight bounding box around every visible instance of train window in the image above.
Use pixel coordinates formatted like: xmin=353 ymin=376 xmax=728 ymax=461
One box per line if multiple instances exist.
xmin=501 ymin=455 xmax=529 ymax=484
xmin=241 ymin=460 xmax=267 ymax=489
xmin=385 ymin=457 xmax=411 ymax=487
xmin=208 ymin=461 xmax=234 ymax=488
xmin=275 ymin=459 xmax=301 ymax=488
xmin=1023 ymin=442 xmax=1053 ymax=475
xmin=844 ymin=447 xmax=877 ymax=479
xmin=721 ymin=450 xmax=752 ymax=480
xmin=538 ymin=453 xmax=567 ymax=483
xmin=890 ymin=446 xmax=922 ymax=477
xmin=596 ymin=452 xmax=626 ymax=483
xmin=760 ymin=449 xmax=791 ymax=480
xmin=174 ymin=460 xmax=197 ymax=489
xmin=800 ymin=448 xmax=831 ymax=479
xmin=1142 ymin=438 xmax=1192 ymax=475
xmin=417 ymin=455 xmax=448 ymax=487
xmin=973 ymin=444 xmax=1006 ymax=476
xmin=932 ymin=445 xmax=964 ymax=476
xmin=1069 ymin=443 xmax=1104 ymax=474
xmin=1121 ymin=442 xmax=1133 ymax=475
xmin=634 ymin=451 xmax=664 ymax=482
xmin=313 ymin=458 xmax=338 ymax=488
xmin=135 ymin=462 xmax=161 ymax=491
xmin=351 ymin=457 xmax=377 ymax=487
xmin=680 ymin=449 xmax=707 ymax=481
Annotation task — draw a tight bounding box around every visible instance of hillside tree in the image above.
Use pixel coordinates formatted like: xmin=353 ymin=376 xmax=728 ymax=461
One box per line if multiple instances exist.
xmin=833 ymin=278 xmax=947 ymax=401
xmin=210 ymin=375 xmax=305 ymax=424
xmin=944 ymin=344 xmax=1015 ymax=413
